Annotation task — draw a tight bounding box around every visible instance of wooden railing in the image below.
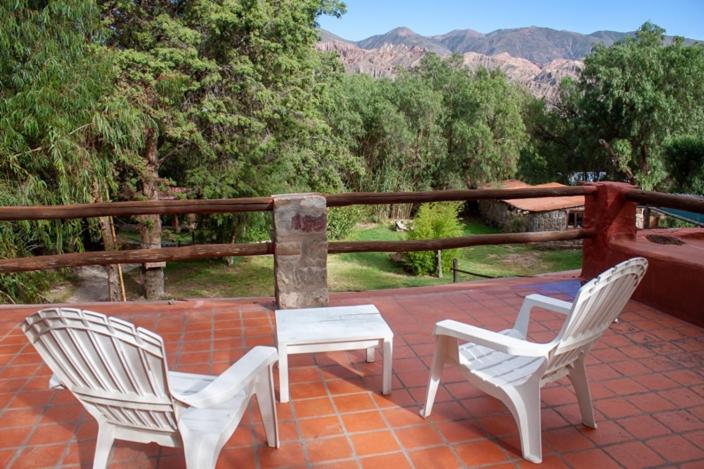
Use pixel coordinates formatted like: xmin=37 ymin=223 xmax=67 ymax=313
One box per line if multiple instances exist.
xmin=624 ymin=190 xmax=704 ymax=214
xmin=0 ymin=187 xmax=596 ymax=274
xmin=0 ymin=185 xmax=701 ymax=275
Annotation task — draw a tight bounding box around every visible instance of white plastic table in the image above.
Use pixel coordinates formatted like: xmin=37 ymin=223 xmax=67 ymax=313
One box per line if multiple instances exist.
xmin=275 ymin=304 xmax=393 ymax=403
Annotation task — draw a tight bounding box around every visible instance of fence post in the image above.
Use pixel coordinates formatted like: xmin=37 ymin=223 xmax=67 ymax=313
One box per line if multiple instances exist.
xmin=452 ymin=258 xmax=458 ymax=283
xmin=272 ymin=193 xmax=328 ymax=309
xmin=436 ymin=250 xmax=442 ymax=278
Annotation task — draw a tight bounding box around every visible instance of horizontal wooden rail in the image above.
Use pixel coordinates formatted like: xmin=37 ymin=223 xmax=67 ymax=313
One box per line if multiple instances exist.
xmin=0 ymin=197 xmax=274 ymax=221
xmin=0 ymin=243 xmax=273 ymax=273
xmin=0 ymin=187 xmax=596 ymax=221
xmin=625 ymin=190 xmax=704 ymax=214
xmin=0 ymin=229 xmax=592 ymax=273
xmin=329 ymin=229 xmax=593 ymax=254
xmin=325 ymin=186 xmax=596 ymax=207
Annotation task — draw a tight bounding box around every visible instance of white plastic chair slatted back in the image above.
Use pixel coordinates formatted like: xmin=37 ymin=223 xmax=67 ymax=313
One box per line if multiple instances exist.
xmin=22 ymin=308 xmax=178 ymax=433
xmin=543 ymin=257 xmax=648 ymax=381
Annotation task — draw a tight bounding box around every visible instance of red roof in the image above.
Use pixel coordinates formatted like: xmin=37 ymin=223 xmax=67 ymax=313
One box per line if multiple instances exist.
xmin=493 ymin=180 xmax=584 ymax=212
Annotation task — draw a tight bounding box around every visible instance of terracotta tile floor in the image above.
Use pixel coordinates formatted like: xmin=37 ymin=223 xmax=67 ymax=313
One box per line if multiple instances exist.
xmin=1 ymin=273 xmax=703 ymax=468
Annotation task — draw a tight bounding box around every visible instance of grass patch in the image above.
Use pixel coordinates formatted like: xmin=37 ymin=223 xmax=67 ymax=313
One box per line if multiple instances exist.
xmin=116 ymin=218 xmax=581 ymax=299
xmin=329 ymin=219 xmax=582 ymax=289
xmin=162 ymin=257 xmax=275 ymax=298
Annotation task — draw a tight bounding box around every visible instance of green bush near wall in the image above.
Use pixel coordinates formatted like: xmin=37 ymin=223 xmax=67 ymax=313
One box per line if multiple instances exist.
xmin=404 ymin=203 xmax=463 ymax=275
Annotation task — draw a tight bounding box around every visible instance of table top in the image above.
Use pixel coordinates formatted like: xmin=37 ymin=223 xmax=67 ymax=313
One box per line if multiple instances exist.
xmin=275 ymin=304 xmax=393 ymax=345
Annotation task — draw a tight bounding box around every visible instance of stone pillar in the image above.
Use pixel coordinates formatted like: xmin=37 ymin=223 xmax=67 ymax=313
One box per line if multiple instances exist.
xmin=581 ymin=182 xmax=637 ymax=279
xmin=272 ymin=193 xmax=328 ymax=309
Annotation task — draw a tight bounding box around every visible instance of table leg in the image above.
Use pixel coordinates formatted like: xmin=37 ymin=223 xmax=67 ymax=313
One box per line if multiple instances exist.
xmin=278 ymin=345 xmax=289 ymax=403
xmin=366 ymin=346 xmax=375 ymax=363
xmin=382 ymin=338 xmax=393 ymax=395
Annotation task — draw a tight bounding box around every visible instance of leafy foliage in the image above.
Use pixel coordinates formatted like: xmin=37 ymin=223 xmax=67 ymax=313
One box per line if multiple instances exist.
xmin=525 ymin=23 xmax=704 ymax=190
xmin=3 ymin=9 xmax=702 ymax=303
xmin=663 ymin=136 xmax=704 ymax=195
xmin=404 ymin=203 xmax=463 ymax=276
xmin=327 ymin=206 xmax=364 ymax=240
xmin=0 ymin=1 xmax=146 ymax=302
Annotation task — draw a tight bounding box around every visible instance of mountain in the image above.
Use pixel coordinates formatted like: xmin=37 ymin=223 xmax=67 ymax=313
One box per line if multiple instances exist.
xmin=431 ymin=29 xmax=484 ymax=53
xmin=318 ymin=29 xmax=355 ymax=44
xmin=316 ymin=38 xmax=581 ymax=101
xmin=455 ymin=27 xmax=629 ymax=64
xmin=316 ymin=40 xmax=428 ymax=78
xmin=356 ymin=27 xmax=451 ymax=55
xmin=317 ymin=26 xmax=699 ymax=101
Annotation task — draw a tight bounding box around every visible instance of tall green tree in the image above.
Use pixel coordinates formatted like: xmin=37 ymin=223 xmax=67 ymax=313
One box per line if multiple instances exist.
xmin=101 ymin=0 xmax=354 ymax=295
xmin=0 ymin=0 xmax=145 ymax=302
xmin=569 ymin=23 xmax=704 ymax=189
xmin=417 ymin=55 xmax=528 ymax=188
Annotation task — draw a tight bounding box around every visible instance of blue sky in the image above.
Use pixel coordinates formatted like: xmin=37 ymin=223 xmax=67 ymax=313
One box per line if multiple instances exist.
xmin=318 ymin=0 xmax=704 ymax=41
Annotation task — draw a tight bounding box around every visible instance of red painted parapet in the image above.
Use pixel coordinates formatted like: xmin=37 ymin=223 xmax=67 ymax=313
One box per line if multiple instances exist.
xmin=581 ymin=182 xmax=704 ymax=326
xmin=581 ymin=182 xmax=637 ymax=279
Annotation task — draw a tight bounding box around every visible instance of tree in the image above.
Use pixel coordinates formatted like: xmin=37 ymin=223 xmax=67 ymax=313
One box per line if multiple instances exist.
xmin=418 ymin=55 xmax=528 ymax=188
xmin=101 ymin=0 xmax=353 ymax=296
xmin=331 ymin=53 xmax=528 ymax=217
xmin=663 ymin=136 xmax=704 ymax=195
xmin=0 ymin=0 xmax=145 ymax=302
xmin=570 ymin=23 xmax=704 ymax=190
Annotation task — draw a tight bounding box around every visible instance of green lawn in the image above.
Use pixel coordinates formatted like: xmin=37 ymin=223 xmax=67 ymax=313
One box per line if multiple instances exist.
xmin=130 ymin=219 xmax=582 ymax=298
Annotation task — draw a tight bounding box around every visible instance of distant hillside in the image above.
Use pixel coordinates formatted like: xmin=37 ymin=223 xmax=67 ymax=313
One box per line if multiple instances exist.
xmin=448 ymin=27 xmax=629 ymax=64
xmin=357 ymin=27 xmax=450 ymax=55
xmin=317 ymin=25 xmax=698 ymax=101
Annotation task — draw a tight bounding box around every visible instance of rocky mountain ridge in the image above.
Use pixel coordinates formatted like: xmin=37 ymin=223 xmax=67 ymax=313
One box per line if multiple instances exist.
xmin=317 ymin=26 xmax=697 ymax=101
xmin=316 ymin=37 xmax=582 ymax=101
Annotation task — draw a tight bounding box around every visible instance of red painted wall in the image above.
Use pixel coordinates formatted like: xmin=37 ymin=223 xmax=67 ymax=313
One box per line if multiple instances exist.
xmin=581 ymin=183 xmax=704 ymax=326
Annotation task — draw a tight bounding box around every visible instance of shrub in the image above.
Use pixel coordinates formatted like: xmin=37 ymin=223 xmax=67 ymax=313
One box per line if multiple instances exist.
xmin=327 ymin=206 xmax=364 ymax=240
xmin=404 ymin=202 xmax=463 ymax=276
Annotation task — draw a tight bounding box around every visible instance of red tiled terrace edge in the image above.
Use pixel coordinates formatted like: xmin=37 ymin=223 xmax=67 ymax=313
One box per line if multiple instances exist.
xmin=1 ymin=273 xmax=703 ymax=468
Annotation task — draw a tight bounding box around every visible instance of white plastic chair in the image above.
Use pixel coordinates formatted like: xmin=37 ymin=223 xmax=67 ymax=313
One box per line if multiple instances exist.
xmin=22 ymin=308 xmax=279 ymax=469
xmin=420 ymin=257 xmax=648 ymax=463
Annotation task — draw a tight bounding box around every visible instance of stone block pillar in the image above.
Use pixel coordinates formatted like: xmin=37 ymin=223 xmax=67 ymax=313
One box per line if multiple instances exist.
xmin=272 ymin=193 xmax=328 ymax=309
xmin=581 ymin=182 xmax=637 ymax=279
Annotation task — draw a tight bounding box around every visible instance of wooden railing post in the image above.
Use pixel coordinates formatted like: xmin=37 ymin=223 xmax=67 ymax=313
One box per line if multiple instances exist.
xmin=272 ymin=193 xmax=328 ymax=309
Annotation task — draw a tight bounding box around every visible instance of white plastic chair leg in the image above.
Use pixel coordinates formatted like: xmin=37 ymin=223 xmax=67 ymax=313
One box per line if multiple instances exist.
xmin=505 ymin=382 xmax=542 ymax=464
xmin=278 ymin=345 xmax=289 ymax=403
xmin=255 ymin=364 xmax=280 ymax=448
xmin=93 ymin=423 xmax=115 ymax=469
xmin=567 ymin=356 xmax=597 ymax=428
xmin=366 ymin=346 xmax=375 ymax=362
xmin=420 ymin=339 xmax=445 ymax=418
xmin=182 ymin=433 xmax=219 ymax=469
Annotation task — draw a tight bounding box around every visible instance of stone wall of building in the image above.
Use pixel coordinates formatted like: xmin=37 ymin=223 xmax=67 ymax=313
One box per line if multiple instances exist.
xmin=479 ymin=200 xmax=569 ymax=233
xmin=478 ymin=200 xmax=528 ymax=232
xmin=528 ymin=210 xmax=568 ymax=232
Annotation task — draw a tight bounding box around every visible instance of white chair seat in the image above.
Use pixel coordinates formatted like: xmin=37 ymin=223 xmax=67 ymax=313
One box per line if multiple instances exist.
xmin=459 ymin=329 xmax=546 ymax=387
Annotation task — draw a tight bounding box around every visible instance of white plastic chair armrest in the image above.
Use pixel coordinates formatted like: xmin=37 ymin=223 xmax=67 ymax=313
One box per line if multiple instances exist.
xmin=434 ymin=320 xmax=552 ymax=357
xmin=523 ymin=294 xmax=572 ymax=314
xmin=514 ymin=294 xmax=573 ymax=336
xmin=49 ymin=374 xmax=64 ymax=389
xmin=173 ymin=346 xmax=278 ymax=408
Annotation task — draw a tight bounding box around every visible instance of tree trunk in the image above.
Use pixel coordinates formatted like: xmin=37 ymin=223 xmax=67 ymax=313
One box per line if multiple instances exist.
xmin=92 ymin=183 xmax=120 ymax=302
xmin=139 ymin=128 xmax=164 ymax=300
xmin=97 ymin=216 xmax=121 ymax=301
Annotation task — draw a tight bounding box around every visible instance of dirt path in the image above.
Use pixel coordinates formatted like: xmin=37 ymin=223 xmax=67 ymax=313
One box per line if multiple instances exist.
xmin=65 ymin=266 xmax=111 ymax=303
xmin=65 ymin=265 xmax=139 ymax=303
